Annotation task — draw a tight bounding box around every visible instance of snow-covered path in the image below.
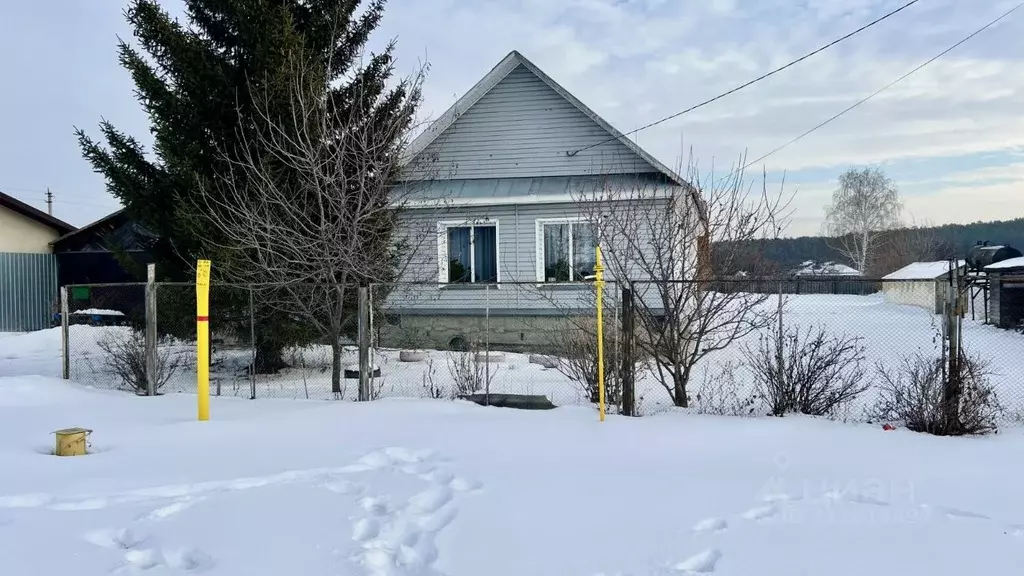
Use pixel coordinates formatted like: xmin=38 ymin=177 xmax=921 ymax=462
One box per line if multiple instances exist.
xmin=0 ymin=371 xmax=1022 ymax=575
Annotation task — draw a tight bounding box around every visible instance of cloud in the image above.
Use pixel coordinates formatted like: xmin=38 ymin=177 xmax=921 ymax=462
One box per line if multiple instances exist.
xmin=1 ymin=0 xmax=1021 ymax=234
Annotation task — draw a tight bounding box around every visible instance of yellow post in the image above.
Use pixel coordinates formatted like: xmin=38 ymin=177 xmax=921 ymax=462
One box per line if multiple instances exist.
xmin=595 ymin=246 xmax=606 ymax=422
xmin=196 ymin=260 xmax=212 ymax=421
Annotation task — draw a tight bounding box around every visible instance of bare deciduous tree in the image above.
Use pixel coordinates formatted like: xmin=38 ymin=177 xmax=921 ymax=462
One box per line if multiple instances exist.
xmin=823 ymin=167 xmax=902 ymax=274
xmin=871 ymin=221 xmax=951 ymax=277
xmin=577 ymin=154 xmax=789 ymax=407
xmin=185 ymin=46 xmax=435 ymax=396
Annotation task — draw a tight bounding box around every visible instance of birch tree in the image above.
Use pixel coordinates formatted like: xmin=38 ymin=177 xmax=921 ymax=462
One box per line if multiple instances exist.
xmin=824 ymin=167 xmax=902 ymax=274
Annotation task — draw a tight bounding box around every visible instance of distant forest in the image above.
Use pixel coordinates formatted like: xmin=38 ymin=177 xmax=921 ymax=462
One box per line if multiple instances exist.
xmin=717 ymin=217 xmax=1024 ymax=277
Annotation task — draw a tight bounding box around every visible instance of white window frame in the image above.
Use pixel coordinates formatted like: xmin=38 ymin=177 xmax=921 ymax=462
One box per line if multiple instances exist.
xmin=437 ymin=219 xmax=500 ymax=284
xmin=535 ymin=217 xmax=598 ymax=283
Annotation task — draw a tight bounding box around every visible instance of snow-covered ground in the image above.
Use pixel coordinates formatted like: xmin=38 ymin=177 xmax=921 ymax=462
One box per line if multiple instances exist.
xmin=0 ymin=374 xmax=1022 ymax=576
xmin=25 ymin=293 xmax=1024 ymax=417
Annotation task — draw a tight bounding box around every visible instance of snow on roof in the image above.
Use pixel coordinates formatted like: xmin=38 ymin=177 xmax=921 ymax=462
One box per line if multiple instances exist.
xmin=883 ymin=260 xmax=964 ymax=280
xmin=791 ymin=261 xmax=861 ymax=276
xmin=986 ymin=256 xmax=1024 ymax=271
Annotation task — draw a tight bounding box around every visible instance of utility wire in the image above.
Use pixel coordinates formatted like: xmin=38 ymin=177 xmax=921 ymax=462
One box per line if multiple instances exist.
xmin=740 ymin=1 xmax=1023 ymax=172
xmin=567 ymin=0 xmax=924 ymax=156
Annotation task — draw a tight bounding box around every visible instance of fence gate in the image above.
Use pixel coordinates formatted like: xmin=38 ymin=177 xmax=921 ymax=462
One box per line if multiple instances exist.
xmin=0 ymin=252 xmax=58 ymax=331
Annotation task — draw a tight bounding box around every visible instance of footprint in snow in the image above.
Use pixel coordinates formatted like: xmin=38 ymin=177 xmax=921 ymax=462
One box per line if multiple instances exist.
xmin=740 ymin=504 xmax=779 ymax=521
xmin=352 ymin=518 xmax=380 ymax=542
xmin=673 ymin=549 xmax=722 ymax=574
xmin=692 ymin=518 xmax=728 ymax=533
xmin=323 ymin=480 xmax=363 ymax=496
xmin=357 ymin=496 xmax=392 ymax=517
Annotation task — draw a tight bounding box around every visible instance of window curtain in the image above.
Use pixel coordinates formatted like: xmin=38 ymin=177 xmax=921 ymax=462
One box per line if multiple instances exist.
xmin=448 ymin=227 xmax=471 ymax=282
xmin=474 ymin=226 xmax=498 ymax=283
xmin=543 ymin=224 xmax=570 ymax=282
xmin=573 ymin=223 xmax=597 ymax=280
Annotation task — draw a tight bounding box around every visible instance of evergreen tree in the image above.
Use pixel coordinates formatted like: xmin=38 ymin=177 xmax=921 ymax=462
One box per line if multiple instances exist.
xmin=76 ymin=0 xmax=412 ymax=373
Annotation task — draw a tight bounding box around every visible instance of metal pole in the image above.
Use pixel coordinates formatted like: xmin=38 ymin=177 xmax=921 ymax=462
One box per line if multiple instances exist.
xmin=595 ymin=246 xmax=606 ymax=422
xmin=621 ymin=286 xmax=635 ymax=417
xmin=357 ymin=286 xmax=370 ymax=401
xmin=60 ymin=286 xmax=69 ymax=380
xmin=249 ymin=286 xmax=256 ymax=400
xmin=943 ymin=262 xmax=961 ymax=430
xmin=145 ymin=263 xmax=158 ymax=396
xmin=485 ymin=284 xmax=490 ymax=406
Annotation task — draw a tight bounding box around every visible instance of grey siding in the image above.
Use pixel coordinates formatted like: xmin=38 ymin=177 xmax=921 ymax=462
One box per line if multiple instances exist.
xmin=0 ymin=252 xmax=58 ymax=331
xmin=406 ymin=65 xmax=656 ymax=180
xmin=385 ymin=201 xmax=666 ymax=314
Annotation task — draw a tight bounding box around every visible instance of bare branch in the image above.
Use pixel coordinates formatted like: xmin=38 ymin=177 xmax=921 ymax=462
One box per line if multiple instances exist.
xmin=573 ymin=151 xmax=790 ymax=407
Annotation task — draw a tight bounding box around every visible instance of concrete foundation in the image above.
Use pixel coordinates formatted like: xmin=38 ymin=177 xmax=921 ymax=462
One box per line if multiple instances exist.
xmin=376 ymin=313 xmax=583 ymax=353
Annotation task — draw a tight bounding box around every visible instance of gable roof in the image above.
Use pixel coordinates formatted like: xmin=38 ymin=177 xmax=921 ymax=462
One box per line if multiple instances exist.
xmin=0 ymin=190 xmax=76 ymax=235
xmin=403 ymin=50 xmax=686 ymax=187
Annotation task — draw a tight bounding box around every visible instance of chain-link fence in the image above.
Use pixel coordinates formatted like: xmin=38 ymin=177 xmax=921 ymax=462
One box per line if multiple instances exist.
xmin=61 ymin=276 xmax=1024 ymax=423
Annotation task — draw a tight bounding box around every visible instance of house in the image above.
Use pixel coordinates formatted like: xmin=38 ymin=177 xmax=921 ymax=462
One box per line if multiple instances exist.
xmin=0 ymin=191 xmax=75 ymax=253
xmin=379 ymin=50 xmax=704 ymax=350
xmin=881 ymin=260 xmax=965 ymax=314
xmin=984 ymin=256 xmax=1024 ymax=329
xmin=790 ymin=260 xmax=861 ymax=277
xmin=0 ymin=191 xmax=75 ymax=331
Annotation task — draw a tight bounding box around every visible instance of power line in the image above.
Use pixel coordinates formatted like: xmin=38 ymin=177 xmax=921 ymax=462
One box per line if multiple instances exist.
xmin=741 ymin=1 xmax=1023 ymax=172
xmin=567 ymin=0 xmax=924 ymax=157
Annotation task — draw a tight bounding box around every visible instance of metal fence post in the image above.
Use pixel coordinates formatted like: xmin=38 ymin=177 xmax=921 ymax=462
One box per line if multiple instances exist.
xmin=485 ymin=284 xmax=491 ymax=406
xmin=621 ymin=284 xmax=636 ymax=417
xmin=145 ymin=263 xmax=158 ymax=396
xmin=248 ymin=286 xmax=256 ymax=400
xmin=60 ymin=286 xmax=69 ymax=380
xmin=357 ymin=286 xmax=370 ymax=401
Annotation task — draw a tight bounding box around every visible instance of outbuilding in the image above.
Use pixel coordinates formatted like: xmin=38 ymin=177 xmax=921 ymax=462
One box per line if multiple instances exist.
xmin=881 ymin=260 xmax=964 ymax=314
xmin=984 ymin=256 xmax=1024 ymax=329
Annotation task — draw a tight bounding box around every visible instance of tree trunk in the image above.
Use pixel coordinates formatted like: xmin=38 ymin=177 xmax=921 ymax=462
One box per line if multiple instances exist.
xmin=673 ymin=369 xmax=689 ymax=407
xmin=253 ymin=340 xmax=287 ymax=374
xmin=330 ymin=337 xmax=343 ymax=395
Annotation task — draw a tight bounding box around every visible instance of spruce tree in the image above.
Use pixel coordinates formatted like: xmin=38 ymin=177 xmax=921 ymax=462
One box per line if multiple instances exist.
xmin=76 ymin=0 xmax=417 ymax=376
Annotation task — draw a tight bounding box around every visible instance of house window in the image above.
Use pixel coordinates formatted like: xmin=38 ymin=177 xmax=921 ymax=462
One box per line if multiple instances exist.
xmin=539 ymin=220 xmax=597 ymax=282
xmin=442 ymin=223 xmax=498 ymax=283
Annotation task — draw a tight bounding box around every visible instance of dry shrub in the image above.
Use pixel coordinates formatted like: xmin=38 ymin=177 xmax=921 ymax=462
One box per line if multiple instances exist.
xmin=691 ymin=360 xmax=759 ymax=416
xmin=446 ymin=342 xmax=494 ymax=396
xmin=553 ymin=320 xmax=638 ymax=410
xmin=421 ymin=358 xmax=449 ymax=399
xmin=873 ymin=352 xmax=1001 ymax=436
xmin=745 ymin=325 xmax=870 ymax=417
xmin=96 ymin=327 xmax=185 ymax=394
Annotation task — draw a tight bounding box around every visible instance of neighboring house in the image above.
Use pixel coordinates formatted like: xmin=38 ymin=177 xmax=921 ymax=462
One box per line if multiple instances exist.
xmin=0 ymin=191 xmax=75 ymax=331
xmin=881 ymin=260 xmax=965 ymax=314
xmin=380 ymin=50 xmax=704 ymax=350
xmin=984 ymin=256 xmax=1024 ymax=329
xmin=0 ymin=191 xmax=75 ymax=253
xmin=790 ymin=260 xmax=861 ymax=277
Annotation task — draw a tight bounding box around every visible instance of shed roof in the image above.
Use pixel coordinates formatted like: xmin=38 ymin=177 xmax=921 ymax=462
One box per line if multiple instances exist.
xmin=883 ymin=260 xmax=964 ymax=280
xmin=986 ymin=256 xmax=1024 ymax=271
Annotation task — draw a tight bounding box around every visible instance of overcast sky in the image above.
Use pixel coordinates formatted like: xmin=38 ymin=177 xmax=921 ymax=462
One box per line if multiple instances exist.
xmin=1 ymin=0 xmax=1022 ymax=237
